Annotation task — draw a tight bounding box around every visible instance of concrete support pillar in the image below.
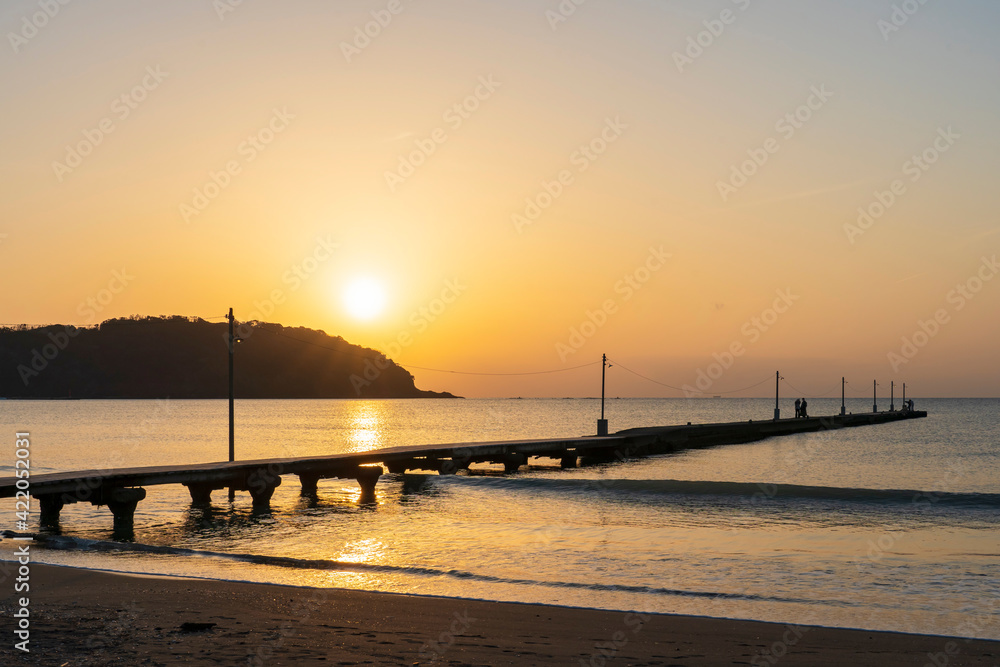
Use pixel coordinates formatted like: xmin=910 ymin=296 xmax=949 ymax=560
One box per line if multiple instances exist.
xmin=298 ymin=473 xmax=320 ymax=496
xmin=356 ymin=467 xmax=382 ymax=504
xmin=503 ymin=452 xmax=527 ymax=474
xmin=247 ymin=470 xmax=281 ymax=510
xmin=105 ymin=487 xmax=146 ymax=535
xmin=386 ymin=462 xmax=408 ymax=475
xmin=184 ymin=483 xmax=215 ymax=505
xmin=439 ymin=457 xmax=470 ymax=475
xmin=560 ymin=452 xmax=578 ymax=469
xmin=38 ymin=495 xmax=66 ymax=526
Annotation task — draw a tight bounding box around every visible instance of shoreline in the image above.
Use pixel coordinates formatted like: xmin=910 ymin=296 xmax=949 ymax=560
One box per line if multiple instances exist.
xmin=3 ymin=563 xmax=998 ymax=665
xmin=10 ymin=559 xmax=1000 ymax=645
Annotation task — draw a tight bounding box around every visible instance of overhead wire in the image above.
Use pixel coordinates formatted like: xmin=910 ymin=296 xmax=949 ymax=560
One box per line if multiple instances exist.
xmin=249 ymin=322 xmax=601 ymax=376
xmin=608 ymin=358 xmax=774 ymax=395
xmin=781 ymin=378 xmax=840 ymax=398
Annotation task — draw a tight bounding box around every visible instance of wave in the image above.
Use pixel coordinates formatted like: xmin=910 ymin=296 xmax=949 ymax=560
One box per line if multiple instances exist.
xmin=425 ymin=476 xmax=1000 ymax=508
xmin=7 ymin=533 xmax=861 ymax=608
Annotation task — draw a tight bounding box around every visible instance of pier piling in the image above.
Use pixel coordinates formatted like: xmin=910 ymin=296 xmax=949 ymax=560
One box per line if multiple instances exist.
xmin=503 ymin=452 xmax=527 ymax=474
xmin=298 ymin=473 xmax=320 ymax=495
xmin=355 ymin=467 xmax=382 ymax=503
xmin=184 ymin=482 xmax=217 ymax=505
xmin=560 ymin=451 xmax=578 ymax=468
xmin=106 ymin=487 xmax=146 ymax=534
xmin=247 ymin=469 xmax=282 ymax=510
xmin=38 ymin=495 xmax=65 ymax=527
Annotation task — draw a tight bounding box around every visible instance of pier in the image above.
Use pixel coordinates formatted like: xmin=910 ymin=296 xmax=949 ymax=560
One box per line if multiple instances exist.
xmin=1 ymin=410 xmax=926 ymax=536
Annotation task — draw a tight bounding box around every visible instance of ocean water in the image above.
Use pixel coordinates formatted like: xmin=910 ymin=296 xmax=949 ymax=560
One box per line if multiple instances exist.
xmin=1 ymin=397 xmax=998 ymax=641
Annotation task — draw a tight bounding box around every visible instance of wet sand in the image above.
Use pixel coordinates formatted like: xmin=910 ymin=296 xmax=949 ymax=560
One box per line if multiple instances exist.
xmin=2 ymin=563 xmax=998 ymax=665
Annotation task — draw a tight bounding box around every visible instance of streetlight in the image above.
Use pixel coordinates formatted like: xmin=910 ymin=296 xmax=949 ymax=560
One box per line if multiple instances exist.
xmin=774 ymin=371 xmax=781 ymax=421
xmin=598 ymin=354 xmax=610 ymax=436
xmin=227 ymin=308 xmax=237 ymax=462
xmin=227 ymin=308 xmax=243 ymax=501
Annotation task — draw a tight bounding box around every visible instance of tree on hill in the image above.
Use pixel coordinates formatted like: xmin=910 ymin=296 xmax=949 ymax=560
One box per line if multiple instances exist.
xmin=0 ymin=316 xmax=457 ymax=399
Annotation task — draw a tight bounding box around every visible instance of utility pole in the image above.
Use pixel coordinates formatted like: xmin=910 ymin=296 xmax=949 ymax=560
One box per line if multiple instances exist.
xmin=228 ymin=308 xmax=236 ymax=502
xmin=598 ymin=354 xmax=609 ymax=436
xmin=228 ymin=308 xmax=235 ymax=463
xmin=890 ymin=381 xmax=895 ymax=412
xmin=841 ymin=377 xmax=846 ymax=416
xmin=903 ymin=383 xmax=906 ymax=409
xmin=873 ymin=379 xmax=878 ymax=414
xmin=774 ymin=371 xmax=780 ymax=421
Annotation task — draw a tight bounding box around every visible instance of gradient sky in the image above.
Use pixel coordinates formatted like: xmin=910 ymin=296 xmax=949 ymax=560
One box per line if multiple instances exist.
xmin=3 ymin=0 xmax=999 ymax=398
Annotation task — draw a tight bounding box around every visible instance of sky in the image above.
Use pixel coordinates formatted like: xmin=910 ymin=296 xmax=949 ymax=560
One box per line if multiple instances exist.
xmin=2 ymin=0 xmax=999 ymax=398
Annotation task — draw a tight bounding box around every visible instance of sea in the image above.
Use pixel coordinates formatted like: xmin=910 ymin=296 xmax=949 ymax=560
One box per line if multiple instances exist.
xmin=1 ymin=397 xmax=998 ymax=641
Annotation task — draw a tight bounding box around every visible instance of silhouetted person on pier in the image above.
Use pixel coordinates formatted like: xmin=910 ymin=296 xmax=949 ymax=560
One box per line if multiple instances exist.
xmin=794 ymin=398 xmax=801 ymax=418
xmin=800 ymin=398 xmax=808 ymax=418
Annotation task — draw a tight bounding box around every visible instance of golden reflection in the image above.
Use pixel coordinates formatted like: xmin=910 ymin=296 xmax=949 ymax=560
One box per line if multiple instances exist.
xmin=335 ymin=537 xmax=385 ymax=565
xmin=343 ymin=401 xmax=387 ymax=453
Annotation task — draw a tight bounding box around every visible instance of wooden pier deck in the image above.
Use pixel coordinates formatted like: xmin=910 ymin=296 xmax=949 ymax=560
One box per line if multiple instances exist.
xmin=1 ymin=410 xmax=926 ymax=535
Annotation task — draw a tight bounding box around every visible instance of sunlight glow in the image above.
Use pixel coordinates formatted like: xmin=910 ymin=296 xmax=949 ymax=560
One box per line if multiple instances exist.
xmin=342 ymin=277 xmax=387 ymax=321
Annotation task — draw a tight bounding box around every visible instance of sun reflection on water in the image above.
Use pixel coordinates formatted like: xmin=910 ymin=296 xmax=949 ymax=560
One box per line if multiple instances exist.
xmin=344 ymin=401 xmax=388 ymax=453
xmin=335 ymin=537 xmax=386 ymax=565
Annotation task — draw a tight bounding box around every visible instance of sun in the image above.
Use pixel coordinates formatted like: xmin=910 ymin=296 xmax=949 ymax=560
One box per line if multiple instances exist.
xmin=342 ymin=277 xmax=387 ymax=321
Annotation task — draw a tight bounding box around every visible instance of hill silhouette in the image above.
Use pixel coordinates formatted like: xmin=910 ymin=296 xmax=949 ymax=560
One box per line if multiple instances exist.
xmin=0 ymin=316 xmax=457 ymax=399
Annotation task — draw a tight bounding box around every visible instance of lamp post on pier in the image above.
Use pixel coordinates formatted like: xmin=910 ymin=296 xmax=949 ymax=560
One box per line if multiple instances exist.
xmin=228 ymin=308 xmax=235 ymax=464
xmin=841 ymin=377 xmax=846 ymax=416
xmin=774 ymin=371 xmax=781 ymax=421
xmin=873 ymin=380 xmax=878 ymax=414
xmin=890 ymin=381 xmax=895 ymax=412
xmin=598 ymin=354 xmax=609 ymax=436
xmin=227 ymin=308 xmax=243 ymax=502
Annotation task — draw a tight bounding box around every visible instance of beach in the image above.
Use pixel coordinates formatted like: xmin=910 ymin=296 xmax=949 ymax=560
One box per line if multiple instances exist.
xmin=3 ymin=563 xmax=998 ymax=666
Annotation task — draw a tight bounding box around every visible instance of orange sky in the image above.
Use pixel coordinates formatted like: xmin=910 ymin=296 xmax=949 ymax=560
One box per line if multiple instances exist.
xmin=2 ymin=1 xmax=999 ymax=397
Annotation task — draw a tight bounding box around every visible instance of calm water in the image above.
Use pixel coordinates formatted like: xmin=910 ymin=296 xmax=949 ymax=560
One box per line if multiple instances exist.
xmin=1 ymin=398 xmax=998 ymax=640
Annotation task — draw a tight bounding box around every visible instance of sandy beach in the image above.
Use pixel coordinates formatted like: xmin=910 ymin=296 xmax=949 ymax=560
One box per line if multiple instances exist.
xmin=0 ymin=563 xmax=995 ymax=666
